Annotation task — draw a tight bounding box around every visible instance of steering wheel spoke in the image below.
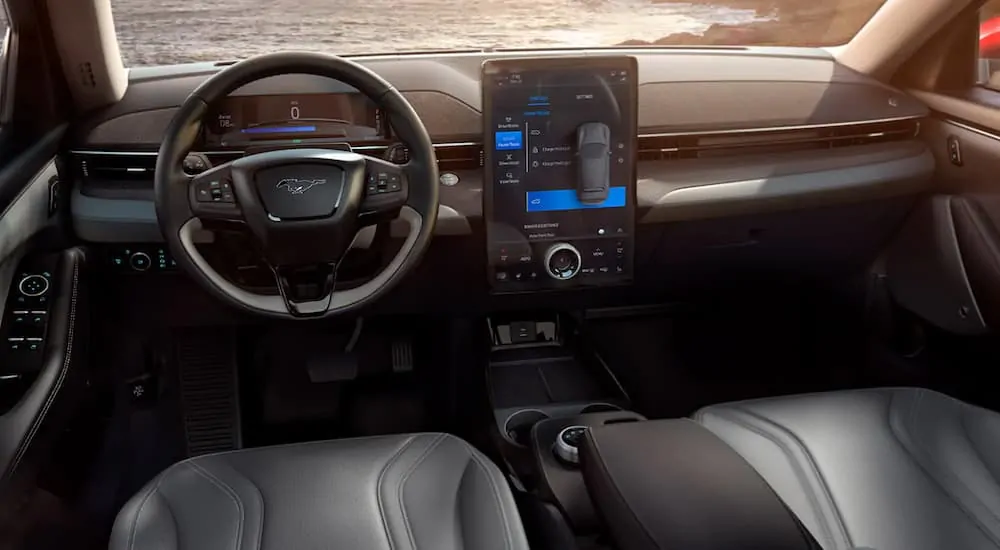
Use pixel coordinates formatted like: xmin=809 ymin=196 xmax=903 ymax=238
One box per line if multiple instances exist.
xmin=188 ymin=162 xmax=243 ymax=222
xmin=358 ymin=155 xmax=409 ymax=226
xmin=272 ymin=263 xmax=337 ymax=317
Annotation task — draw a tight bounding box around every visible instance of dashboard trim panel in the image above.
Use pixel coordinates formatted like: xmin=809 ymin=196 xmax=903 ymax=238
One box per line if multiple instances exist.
xmin=68 ymin=115 xmax=927 ymax=159
xmin=71 ymin=140 xmax=933 ymax=242
xmin=638 ymin=114 xmax=925 ymax=138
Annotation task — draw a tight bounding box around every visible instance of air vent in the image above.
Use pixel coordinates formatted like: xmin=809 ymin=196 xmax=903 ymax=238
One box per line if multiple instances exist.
xmin=367 ymin=142 xmax=484 ymax=170
xmin=75 ymin=153 xmax=156 ymax=190
xmin=638 ymin=118 xmax=921 ymax=161
xmin=435 ymin=142 xmax=483 ymax=170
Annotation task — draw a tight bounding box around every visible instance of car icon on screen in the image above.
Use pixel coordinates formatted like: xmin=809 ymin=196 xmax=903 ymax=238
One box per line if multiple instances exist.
xmin=576 ymin=122 xmax=611 ymax=204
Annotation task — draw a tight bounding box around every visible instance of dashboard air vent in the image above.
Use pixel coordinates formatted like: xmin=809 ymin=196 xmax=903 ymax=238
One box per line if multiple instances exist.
xmin=434 ymin=143 xmax=484 ymax=170
xmin=638 ymin=118 xmax=921 ymax=161
xmin=75 ymin=153 xmax=156 ymax=190
xmin=374 ymin=142 xmax=484 ymax=170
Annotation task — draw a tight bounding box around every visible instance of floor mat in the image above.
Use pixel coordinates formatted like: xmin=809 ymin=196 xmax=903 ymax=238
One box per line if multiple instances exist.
xmin=241 ymin=319 xmax=437 ymax=446
xmin=175 ymin=329 xmax=242 ymax=455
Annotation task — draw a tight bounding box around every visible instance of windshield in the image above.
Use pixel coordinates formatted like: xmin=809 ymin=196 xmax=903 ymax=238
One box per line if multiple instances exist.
xmin=113 ymin=0 xmax=888 ymax=66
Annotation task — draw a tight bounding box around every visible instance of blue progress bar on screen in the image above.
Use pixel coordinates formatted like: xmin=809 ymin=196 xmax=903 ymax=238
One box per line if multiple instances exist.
xmin=241 ymin=125 xmax=317 ymax=135
xmin=525 ymin=187 xmax=627 ymax=212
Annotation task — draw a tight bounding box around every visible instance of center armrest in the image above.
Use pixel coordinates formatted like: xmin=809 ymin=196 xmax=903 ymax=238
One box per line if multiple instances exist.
xmin=579 ymin=419 xmax=818 ymax=550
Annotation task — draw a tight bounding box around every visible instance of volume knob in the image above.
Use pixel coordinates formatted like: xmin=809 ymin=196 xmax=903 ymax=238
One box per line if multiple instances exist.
xmin=544 ymin=243 xmax=582 ymax=280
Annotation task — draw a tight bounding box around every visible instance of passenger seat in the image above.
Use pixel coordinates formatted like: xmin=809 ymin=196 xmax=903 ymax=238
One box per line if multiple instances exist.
xmin=695 ymin=388 xmax=1000 ymax=550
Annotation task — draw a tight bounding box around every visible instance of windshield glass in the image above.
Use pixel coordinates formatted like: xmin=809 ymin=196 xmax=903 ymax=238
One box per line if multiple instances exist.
xmin=113 ymin=0 xmax=887 ymax=66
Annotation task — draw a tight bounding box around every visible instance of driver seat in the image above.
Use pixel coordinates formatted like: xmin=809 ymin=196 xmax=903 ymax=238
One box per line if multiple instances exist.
xmin=110 ymin=433 xmax=529 ymax=550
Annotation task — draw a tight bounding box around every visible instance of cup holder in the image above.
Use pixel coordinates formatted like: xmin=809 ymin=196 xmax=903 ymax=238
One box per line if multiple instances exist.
xmin=581 ymin=402 xmax=623 ymax=414
xmin=503 ymin=409 xmax=551 ymax=447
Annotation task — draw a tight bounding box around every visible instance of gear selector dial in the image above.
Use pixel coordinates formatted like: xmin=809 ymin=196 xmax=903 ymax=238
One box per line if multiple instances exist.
xmin=553 ymin=425 xmax=588 ymax=465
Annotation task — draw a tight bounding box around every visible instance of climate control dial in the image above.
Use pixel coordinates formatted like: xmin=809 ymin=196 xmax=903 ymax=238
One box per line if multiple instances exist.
xmin=544 ymin=243 xmax=582 ymax=280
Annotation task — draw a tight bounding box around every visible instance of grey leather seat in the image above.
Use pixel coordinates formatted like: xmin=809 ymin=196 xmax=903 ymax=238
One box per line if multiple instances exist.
xmin=110 ymin=433 xmax=529 ymax=550
xmin=695 ymin=388 xmax=1000 ymax=550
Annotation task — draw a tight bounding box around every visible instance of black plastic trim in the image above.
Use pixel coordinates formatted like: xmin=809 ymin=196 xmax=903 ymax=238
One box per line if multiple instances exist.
xmin=0 ymin=125 xmax=64 ymax=216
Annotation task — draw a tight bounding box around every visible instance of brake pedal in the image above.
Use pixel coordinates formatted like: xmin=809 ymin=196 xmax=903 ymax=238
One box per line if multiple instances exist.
xmin=392 ymin=339 xmax=414 ymax=373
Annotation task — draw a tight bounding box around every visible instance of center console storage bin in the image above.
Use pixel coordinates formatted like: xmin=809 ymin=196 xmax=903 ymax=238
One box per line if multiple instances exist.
xmin=580 ymin=419 xmax=819 ymax=550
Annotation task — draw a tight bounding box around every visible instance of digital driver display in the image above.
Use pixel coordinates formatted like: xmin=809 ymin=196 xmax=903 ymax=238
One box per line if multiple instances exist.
xmin=483 ymin=57 xmax=637 ymax=291
xmin=204 ymin=93 xmax=384 ymax=146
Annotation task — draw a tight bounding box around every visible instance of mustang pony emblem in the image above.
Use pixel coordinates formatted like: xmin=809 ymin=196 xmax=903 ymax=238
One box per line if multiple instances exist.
xmin=276 ymin=178 xmax=327 ymax=194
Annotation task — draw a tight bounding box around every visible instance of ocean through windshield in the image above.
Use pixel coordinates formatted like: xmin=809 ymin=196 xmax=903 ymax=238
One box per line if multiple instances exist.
xmin=113 ymin=0 xmax=888 ymax=66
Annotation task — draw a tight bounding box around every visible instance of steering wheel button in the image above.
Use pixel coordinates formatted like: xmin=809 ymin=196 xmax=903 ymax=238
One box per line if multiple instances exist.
xmin=388 ymin=181 xmax=401 ymax=192
xmin=195 ymin=187 xmax=212 ymax=202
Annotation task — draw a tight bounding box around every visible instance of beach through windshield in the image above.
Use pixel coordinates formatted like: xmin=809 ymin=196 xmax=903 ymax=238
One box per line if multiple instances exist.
xmin=113 ymin=0 xmax=888 ymax=66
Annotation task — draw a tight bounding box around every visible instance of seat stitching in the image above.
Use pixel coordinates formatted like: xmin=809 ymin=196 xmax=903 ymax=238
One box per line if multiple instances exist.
xmin=959 ymin=404 xmax=1000 ymax=509
xmin=888 ymin=390 xmax=1000 ymax=546
xmin=181 ymin=433 xmax=431 ymax=461
xmin=376 ymin=435 xmax=419 ymax=550
xmin=188 ymin=462 xmax=245 ymax=550
xmin=156 ymin=486 xmax=182 ymax=549
xmin=397 ymin=434 xmax=447 ymax=550
xmin=212 ymin=460 xmax=266 ymax=550
xmin=465 ymin=444 xmax=513 ymax=550
xmin=128 ymin=473 xmax=168 ymax=550
xmin=709 ymin=407 xmax=853 ymax=549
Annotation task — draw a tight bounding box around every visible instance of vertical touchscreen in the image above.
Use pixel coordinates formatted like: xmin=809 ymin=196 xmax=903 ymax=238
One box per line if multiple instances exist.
xmin=482 ymin=57 xmax=637 ymax=291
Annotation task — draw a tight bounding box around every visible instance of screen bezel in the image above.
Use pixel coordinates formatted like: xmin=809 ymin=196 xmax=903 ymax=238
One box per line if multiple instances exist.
xmin=481 ymin=56 xmax=639 ymax=291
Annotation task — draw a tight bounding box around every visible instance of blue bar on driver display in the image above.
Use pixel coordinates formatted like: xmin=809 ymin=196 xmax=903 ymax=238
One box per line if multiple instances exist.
xmin=525 ymin=187 xmax=627 ymax=212
xmin=241 ymin=125 xmax=317 ymax=134
xmin=495 ymin=131 xmax=523 ymax=150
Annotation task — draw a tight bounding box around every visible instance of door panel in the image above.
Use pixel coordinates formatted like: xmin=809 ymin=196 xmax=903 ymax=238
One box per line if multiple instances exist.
xmin=886 ymin=114 xmax=1000 ymax=334
xmin=952 ymin=194 xmax=1000 ymax=330
xmin=0 ymin=126 xmax=66 ymax=314
xmin=0 ymin=159 xmax=57 ymax=309
xmin=0 ymin=125 xmax=85 ymax=488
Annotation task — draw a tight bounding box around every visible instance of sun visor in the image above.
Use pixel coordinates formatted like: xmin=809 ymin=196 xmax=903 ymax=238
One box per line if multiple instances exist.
xmin=46 ymin=0 xmax=127 ymax=109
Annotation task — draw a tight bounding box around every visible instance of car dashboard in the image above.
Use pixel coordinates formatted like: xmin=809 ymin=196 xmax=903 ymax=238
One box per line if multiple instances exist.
xmin=67 ymin=47 xmax=933 ymax=313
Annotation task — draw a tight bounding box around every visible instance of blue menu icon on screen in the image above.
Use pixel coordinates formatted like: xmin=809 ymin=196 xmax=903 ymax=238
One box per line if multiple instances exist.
xmin=495 ymin=131 xmax=523 ymax=151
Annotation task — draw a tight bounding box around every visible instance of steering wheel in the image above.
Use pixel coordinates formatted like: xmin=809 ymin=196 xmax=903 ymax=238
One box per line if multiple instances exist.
xmin=155 ymin=52 xmax=439 ymax=319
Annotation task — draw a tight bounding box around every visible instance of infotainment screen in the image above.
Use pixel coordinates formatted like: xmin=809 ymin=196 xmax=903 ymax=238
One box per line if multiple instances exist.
xmin=482 ymin=56 xmax=637 ymax=292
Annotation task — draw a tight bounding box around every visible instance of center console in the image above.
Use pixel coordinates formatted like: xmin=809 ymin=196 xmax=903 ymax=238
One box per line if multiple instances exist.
xmin=578 ymin=420 xmax=821 ymax=550
xmin=483 ymin=56 xmax=637 ymax=292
